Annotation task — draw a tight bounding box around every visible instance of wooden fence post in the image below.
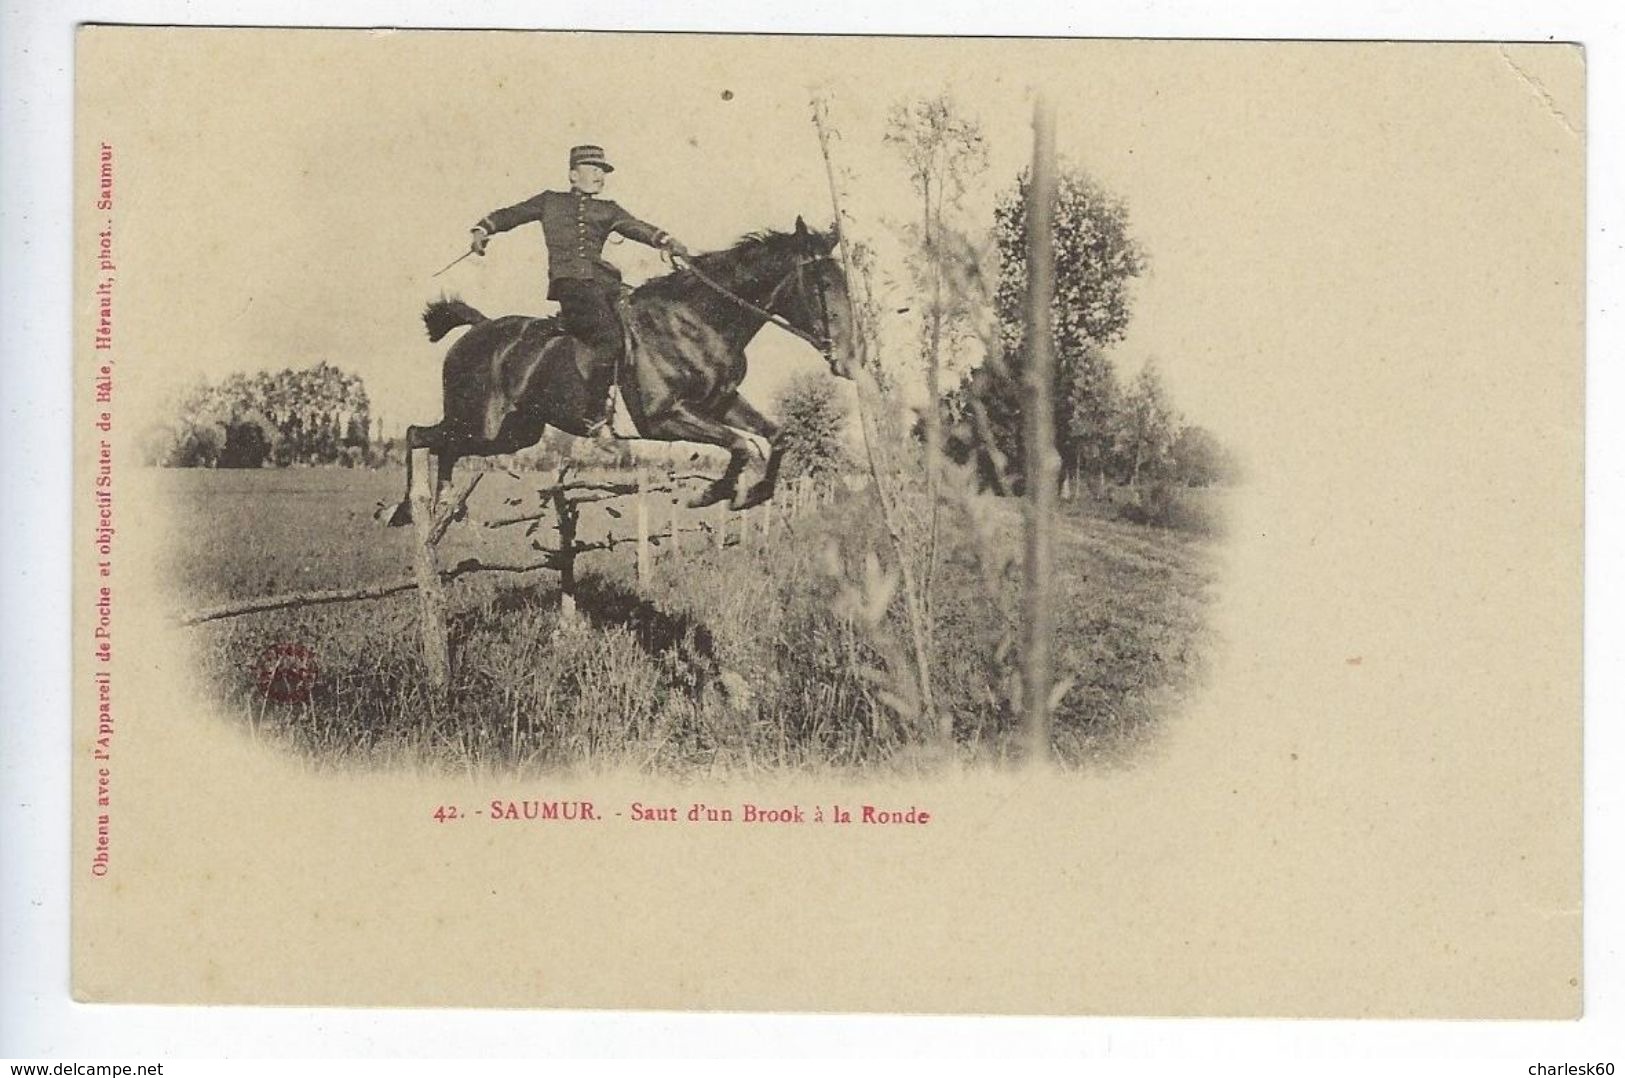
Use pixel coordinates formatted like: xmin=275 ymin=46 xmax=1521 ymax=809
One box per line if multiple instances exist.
xmin=408 ymin=446 xmax=450 ymax=691
xmin=669 ymin=481 xmax=682 ymax=561
xmin=553 ymin=485 xmax=579 ymax=625
xmin=635 ymin=467 xmax=650 ymax=585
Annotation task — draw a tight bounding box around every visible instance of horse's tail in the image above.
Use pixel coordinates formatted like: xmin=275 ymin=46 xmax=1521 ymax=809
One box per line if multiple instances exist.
xmin=423 ymin=296 xmax=488 ymax=343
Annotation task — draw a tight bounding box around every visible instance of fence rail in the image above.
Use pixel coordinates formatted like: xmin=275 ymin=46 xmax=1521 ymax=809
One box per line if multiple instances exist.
xmin=174 ymin=456 xmax=841 ymax=691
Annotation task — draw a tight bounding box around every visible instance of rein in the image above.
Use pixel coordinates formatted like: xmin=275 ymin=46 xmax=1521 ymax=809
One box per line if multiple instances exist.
xmin=671 ymin=252 xmax=834 ymax=357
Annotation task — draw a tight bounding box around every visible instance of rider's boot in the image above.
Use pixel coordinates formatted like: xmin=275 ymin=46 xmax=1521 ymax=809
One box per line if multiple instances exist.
xmin=574 ymin=338 xmax=616 ymax=440
xmin=583 ymin=369 xmax=616 ymax=441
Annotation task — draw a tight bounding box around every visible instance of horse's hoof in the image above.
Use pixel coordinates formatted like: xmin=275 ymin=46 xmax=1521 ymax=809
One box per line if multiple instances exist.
xmin=378 ymin=500 xmax=413 ymax=527
xmin=687 ymin=484 xmax=734 ymax=510
xmin=730 ymin=481 xmax=775 ymax=511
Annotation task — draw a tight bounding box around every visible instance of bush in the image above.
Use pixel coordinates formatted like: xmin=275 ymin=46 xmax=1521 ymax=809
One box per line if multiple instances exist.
xmin=1116 ymin=480 xmax=1224 ymax=537
xmin=171 ymin=422 xmax=225 ymax=468
xmin=219 ymin=416 xmax=276 ymax=468
xmin=775 ymin=371 xmax=851 ymax=479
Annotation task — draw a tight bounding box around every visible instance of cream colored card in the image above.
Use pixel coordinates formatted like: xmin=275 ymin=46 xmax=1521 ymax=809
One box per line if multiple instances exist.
xmin=72 ymin=28 xmax=1582 ymax=1016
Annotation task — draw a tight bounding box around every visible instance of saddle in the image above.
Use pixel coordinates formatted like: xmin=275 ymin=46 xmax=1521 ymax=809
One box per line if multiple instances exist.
xmin=504 ymin=290 xmax=642 ymax=440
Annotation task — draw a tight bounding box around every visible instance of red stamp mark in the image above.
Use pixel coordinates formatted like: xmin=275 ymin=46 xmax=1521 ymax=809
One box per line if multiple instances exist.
xmin=254 ymin=642 xmax=319 ymax=703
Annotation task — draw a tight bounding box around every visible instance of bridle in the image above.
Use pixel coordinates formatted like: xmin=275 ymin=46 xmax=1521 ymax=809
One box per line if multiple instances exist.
xmin=672 ymin=248 xmax=838 ymax=364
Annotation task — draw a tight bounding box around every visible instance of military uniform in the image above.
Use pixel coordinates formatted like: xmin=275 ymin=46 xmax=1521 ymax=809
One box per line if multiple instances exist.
xmin=472 ymin=145 xmax=677 ymax=424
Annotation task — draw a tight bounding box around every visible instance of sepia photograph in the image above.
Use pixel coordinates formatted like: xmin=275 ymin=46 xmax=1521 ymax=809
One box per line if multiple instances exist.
xmin=62 ymin=26 xmax=1585 ymax=1020
xmin=131 ymin=34 xmax=1232 ymax=776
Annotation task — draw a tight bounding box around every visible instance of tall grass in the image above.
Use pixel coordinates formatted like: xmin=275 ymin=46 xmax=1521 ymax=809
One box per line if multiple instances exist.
xmin=185 ymin=471 xmax=1220 ymax=776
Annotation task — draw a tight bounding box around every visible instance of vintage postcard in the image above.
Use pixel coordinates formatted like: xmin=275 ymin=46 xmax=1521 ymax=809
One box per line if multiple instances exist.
xmin=72 ymin=28 xmax=1582 ymax=1015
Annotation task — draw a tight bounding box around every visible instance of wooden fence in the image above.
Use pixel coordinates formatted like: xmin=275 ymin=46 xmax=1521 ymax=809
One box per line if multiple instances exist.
xmin=176 ymin=448 xmax=841 ymax=692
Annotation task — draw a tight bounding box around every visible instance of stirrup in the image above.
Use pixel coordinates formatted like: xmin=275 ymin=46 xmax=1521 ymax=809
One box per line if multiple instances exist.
xmin=605 ymin=385 xmax=637 ymax=439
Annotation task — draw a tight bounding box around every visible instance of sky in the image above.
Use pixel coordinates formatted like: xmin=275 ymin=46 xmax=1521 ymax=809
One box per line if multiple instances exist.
xmin=93 ymin=30 xmax=1582 ymax=470
xmin=96 ymin=32 xmax=1229 ymax=440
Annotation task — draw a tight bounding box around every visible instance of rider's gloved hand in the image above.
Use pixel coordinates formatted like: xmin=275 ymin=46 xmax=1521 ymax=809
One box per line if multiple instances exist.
xmin=470 ymin=227 xmax=490 ymax=256
xmin=663 ymin=237 xmax=690 ymax=258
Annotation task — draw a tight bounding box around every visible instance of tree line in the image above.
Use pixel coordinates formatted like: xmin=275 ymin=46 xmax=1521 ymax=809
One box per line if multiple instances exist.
xmin=939 ymin=165 xmax=1237 ymax=495
xmin=142 ymin=361 xmax=373 ymax=468
xmin=772 ymin=100 xmax=1240 ymax=500
xmin=803 ymin=95 xmax=1236 ymax=502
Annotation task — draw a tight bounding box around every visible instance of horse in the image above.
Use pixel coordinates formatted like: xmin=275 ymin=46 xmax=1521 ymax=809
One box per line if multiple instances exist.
xmin=382 ymin=217 xmax=854 ymax=526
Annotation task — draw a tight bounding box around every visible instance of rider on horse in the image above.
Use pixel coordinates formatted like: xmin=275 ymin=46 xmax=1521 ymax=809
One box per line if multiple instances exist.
xmin=468 ymin=144 xmax=689 ymax=437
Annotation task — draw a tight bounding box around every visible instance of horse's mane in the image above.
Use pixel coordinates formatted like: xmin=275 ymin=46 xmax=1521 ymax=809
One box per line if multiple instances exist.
xmin=633 ymin=227 xmax=830 ymax=303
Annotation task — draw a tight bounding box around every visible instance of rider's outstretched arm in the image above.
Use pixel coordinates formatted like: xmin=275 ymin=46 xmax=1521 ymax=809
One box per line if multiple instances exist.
xmin=606 ymin=201 xmax=688 ymax=256
xmin=470 ymin=194 xmax=549 ymax=253
xmin=476 ymin=194 xmax=547 ymax=237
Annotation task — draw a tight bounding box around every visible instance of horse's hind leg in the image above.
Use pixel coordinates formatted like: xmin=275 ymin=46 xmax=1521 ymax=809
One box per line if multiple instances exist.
xmin=435 ymin=446 xmax=458 ymax=505
xmin=381 ymin=423 xmax=446 ymax=527
xmin=433 ymin=445 xmax=469 ymax=522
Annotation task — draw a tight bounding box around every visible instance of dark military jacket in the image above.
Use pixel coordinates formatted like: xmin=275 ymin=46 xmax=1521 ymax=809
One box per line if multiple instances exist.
xmin=477 ymin=189 xmax=671 ymax=298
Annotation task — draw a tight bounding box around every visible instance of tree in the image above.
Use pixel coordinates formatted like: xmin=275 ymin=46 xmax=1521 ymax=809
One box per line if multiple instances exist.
xmin=886 ymin=92 xmax=990 ymax=685
xmin=1171 ymin=424 xmax=1240 ymax=487
xmin=945 ymin=163 xmax=1145 ymax=493
xmin=1117 ymin=360 xmax=1178 ymax=488
xmin=774 ymin=370 xmax=850 ymax=480
xmin=994 ymin=166 xmax=1144 ymax=359
xmin=1064 ymin=341 xmax=1123 ymax=497
xmin=885 ymin=93 xmax=989 ymax=477
xmin=170 ymin=420 xmax=224 ymax=468
xmin=218 ymin=410 xmax=278 ymax=468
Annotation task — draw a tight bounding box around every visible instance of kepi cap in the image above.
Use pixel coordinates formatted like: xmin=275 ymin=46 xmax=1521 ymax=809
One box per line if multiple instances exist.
xmin=569 ymin=144 xmax=614 ymax=173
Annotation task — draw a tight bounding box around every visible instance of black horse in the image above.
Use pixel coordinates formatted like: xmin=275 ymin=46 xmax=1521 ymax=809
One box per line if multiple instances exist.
xmin=384 ymin=218 xmax=853 ymax=525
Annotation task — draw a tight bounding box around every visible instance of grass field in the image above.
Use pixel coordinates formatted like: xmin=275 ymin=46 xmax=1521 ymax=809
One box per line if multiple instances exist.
xmin=162 ymin=465 xmax=1224 ymax=775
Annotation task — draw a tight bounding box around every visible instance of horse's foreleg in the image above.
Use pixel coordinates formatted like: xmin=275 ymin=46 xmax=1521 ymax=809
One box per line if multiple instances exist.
xmin=641 ymin=404 xmax=756 ymax=509
xmin=720 ymin=395 xmax=783 ymax=510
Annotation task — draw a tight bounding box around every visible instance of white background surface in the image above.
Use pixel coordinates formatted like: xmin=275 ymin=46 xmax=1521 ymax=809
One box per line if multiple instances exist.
xmin=3 ymin=0 xmax=1621 ymax=1064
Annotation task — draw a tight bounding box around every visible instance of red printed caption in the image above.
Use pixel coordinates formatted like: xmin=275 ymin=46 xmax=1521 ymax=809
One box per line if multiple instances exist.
xmin=430 ymin=800 xmax=932 ymax=826
xmin=90 ymin=141 xmax=118 ymax=879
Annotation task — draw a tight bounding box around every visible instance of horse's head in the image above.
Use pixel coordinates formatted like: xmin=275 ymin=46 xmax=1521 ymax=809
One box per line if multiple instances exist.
xmin=649 ymin=218 xmax=859 ymax=379
xmin=774 ymin=216 xmax=858 ymax=380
